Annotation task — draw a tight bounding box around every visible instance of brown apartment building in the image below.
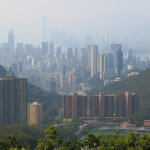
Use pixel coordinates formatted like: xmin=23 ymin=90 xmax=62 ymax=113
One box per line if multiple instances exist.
xmin=63 ymin=92 xmax=139 ymax=119
xmin=63 ymin=92 xmax=87 ymax=119
xmin=0 ymin=68 xmax=27 ymax=125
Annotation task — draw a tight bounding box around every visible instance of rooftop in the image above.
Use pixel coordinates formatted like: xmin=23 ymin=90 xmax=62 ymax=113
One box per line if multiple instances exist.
xmin=5 ymin=67 xmax=14 ymax=77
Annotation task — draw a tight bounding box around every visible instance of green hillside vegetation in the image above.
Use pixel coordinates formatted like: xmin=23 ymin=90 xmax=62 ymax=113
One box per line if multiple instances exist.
xmin=0 ymin=65 xmax=63 ymax=124
xmin=0 ymin=125 xmax=46 ymax=149
xmin=1 ymin=125 xmax=150 ymax=150
xmin=85 ymin=72 xmax=104 ymax=88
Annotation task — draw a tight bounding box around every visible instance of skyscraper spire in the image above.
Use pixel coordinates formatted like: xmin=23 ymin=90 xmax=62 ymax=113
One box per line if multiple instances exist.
xmin=8 ymin=28 xmax=14 ymax=52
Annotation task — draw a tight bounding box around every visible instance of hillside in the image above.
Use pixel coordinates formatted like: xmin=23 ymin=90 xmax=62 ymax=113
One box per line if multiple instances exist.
xmin=0 ymin=65 xmax=62 ymax=124
xmin=90 ymin=68 xmax=150 ymax=114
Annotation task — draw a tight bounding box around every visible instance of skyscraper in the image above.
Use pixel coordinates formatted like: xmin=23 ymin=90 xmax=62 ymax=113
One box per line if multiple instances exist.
xmin=0 ymin=68 xmax=27 ymax=125
xmin=56 ymin=47 xmax=61 ymax=59
xmin=111 ymin=44 xmax=122 ymax=54
xmin=75 ymin=48 xmax=78 ymax=58
xmin=67 ymin=48 xmax=73 ymax=59
xmin=116 ymin=48 xmax=123 ymax=76
xmin=63 ymin=65 xmax=66 ymax=77
xmin=42 ymin=42 xmax=48 ymax=55
xmin=25 ymin=44 xmax=33 ymax=55
xmin=111 ymin=44 xmax=123 ymax=76
xmin=49 ymin=41 xmax=54 ymax=58
xmin=90 ymin=45 xmax=98 ymax=77
xmin=8 ymin=29 xmax=14 ymax=52
xmin=106 ymin=51 xmax=115 ymax=70
xmin=99 ymin=52 xmax=106 ymax=79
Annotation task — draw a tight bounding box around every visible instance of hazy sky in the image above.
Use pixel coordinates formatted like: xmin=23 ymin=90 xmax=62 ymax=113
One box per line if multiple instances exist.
xmin=0 ymin=0 xmax=150 ymax=45
xmin=0 ymin=0 xmax=150 ymax=22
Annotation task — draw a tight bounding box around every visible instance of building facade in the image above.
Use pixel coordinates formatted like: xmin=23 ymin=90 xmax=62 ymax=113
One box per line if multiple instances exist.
xmin=0 ymin=68 xmax=27 ymax=125
xmin=28 ymin=102 xmax=43 ymax=125
xmin=63 ymin=92 xmax=87 ymax=119
xmin=63 ymin=92 xmax=139 ymax=119
xmin=90 ymin=45 xmax=98 ymax=77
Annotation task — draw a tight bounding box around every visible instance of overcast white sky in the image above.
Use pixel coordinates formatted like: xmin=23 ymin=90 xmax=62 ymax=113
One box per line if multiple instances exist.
xmin=0 ymin=0 xmax=150 ymax=44
xmin=0 ymin=0 xmax=150 ymax=22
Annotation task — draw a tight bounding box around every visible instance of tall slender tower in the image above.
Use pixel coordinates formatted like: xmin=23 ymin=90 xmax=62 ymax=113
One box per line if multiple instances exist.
xmin=116 ymin=48 xmax=123 ymax=76
xmin=125 ymin=92 xmax=132 ymax=117
xmin=90 ymin=45 xmax=98 ymax=77
xmin=43 ymin=16 xmax=47 ymax=42
xmin=8 ymin=28 xmax=14 ymax=52
xmin=99 ymin=52 xmax=106 ymax=79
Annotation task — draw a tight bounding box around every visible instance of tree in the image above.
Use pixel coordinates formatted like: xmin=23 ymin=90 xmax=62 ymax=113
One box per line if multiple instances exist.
xmin=36 ymin=126 xmax=57 ymax=150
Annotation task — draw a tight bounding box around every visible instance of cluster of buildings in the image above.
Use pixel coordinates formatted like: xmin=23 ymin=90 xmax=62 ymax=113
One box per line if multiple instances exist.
xmin=0 ymin=68 xmax=42 ymax=126
xmin=0 ymin=29 xmax=150 ymax=94
xmin=89 ymin=44 xmax=123 ymax=79
xmin=63 ymin=92 xmax=139 ymax=119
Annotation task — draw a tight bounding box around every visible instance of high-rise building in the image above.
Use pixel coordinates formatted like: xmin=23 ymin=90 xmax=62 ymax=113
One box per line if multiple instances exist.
xmin=28 ymin=102 xmax=43 ymax=125
xmin=0 ymin=68 xmax=27 ymax=125
xmin=56 ymin=47 xmax=61 ymax=59
xmin=116 ymin=49 xmax=123 ymax=76
xmin=42 ymin=42 xmax=48 ymax=55
xmin=87 ymin=45 xmax=91 ymax=68
xmin=63 ymin=92 xmax=87 ymax=119
xmin=115 ymin=95 xmax=126 ymax=117
xmin=99 ymin=92 xmax=105 ymax=118
xmin=63 ymin=94 xmax=72 ymax=119
xmin=111 ymin=44 xmax=122 ymax=54
xmin=77 ymin=94 xmax=87 ymax=118
xmin=16 ymin=43 xmax=24 ymax=55
xmin=63 ymin=65 xmax=66 ymax=77
xmin=132 ymin=93 xmax=139 ymax=114
xmin=90 ymin=45 xmax=98 ymax=77
xmin=49 ymin=41 xmax=54 ymax=58
xmin=106 ymin=51 xmax=115 ymax=70
xmin=8 ymin=29 xmax=14 ymax=52
xmin=111 ymin=44 xmax=122 ymax=69
xmin=67 ymin=48 xmax=73 ymax=59
xmin=25 ymin=44 xmax=33 ymax=55
xmin=89 ymin=95 xmax=99 ymax=117
xmin=99 ymin=52 xmax=106 ymax=79
xmin=75 ymin=48 xmax=78 ymax=58
xmin=105 ymin=95 xmax=114 ymax=117
xmin=11 ymin=61 xmax=23 ymax=76
xmin=63 ymin=92 xmax=139 ymax=119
